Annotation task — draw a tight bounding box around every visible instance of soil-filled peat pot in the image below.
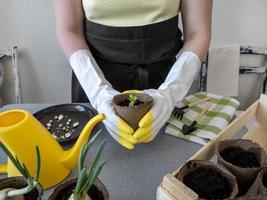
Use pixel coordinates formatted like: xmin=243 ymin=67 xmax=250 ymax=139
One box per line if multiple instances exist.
xmin=257 ymin=167 xmax=267 ymax=195
xmin=176 ymin=160 xmax=238 ymax=200
xmin=0 ymin=177 xmax=42 ymax=200
xmin=48 ymin=178 xmax=108 ymax=200
xmin=235 ymin=193 xmax=267 ymax=200
xmin=217 ymin=139 xmax=266 ymax=196
xmin=113 ymin=93 xmax=153 ymax=131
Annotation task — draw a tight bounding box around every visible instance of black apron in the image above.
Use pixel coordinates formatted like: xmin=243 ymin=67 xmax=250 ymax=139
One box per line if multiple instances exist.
xmin=72 ymin=15 xmax=184 ymax=102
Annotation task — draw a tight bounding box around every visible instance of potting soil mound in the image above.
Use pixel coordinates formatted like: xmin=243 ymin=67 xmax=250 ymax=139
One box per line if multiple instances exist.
xmin=23 ymin=189 xmax=40 ymax=200
xmin=183 ymin=167 xmax=232 ymax=199
xmin=220 ymin=147 xmax=260 ymax=168
xmin=0 ymin=183 xmax=40 ymax=200
xmin=55 ymin=184 xmax=104 ymax=200
xmin=118 ymin=99 xmax=143 ymax=106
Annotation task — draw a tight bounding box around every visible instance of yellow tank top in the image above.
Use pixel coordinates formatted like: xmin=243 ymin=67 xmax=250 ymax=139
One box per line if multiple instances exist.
xmin=82 ymin=0 xmax=180 ymax=27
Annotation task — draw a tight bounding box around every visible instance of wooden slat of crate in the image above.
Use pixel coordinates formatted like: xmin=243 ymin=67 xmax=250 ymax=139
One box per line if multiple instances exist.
xmin=157 ymin=95 xmax=267 ymax=200
xmin=162 ymin=174 xmax=198 ymax=200
xmin=243 ymin=127 xmax=267 ymax=150
xmin=157 ymin=185 xmax=176 ymax=200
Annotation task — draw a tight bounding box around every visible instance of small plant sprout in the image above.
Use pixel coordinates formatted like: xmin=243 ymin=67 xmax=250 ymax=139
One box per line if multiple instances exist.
xmin=128 ymin=94 xmax=138 ymax=107
xmin=0 ymin=142 xmax=41 ymax=200
xmin=69 ymin=130 xmax=106 ymax=200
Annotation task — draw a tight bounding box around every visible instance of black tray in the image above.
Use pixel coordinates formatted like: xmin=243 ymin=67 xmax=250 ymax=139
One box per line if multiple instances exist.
xmin=34 ymin=104 xmax=95 ymax=144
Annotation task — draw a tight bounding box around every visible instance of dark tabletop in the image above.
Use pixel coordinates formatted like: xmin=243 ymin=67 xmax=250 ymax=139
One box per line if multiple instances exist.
xmin=0 ymin=104 xmax=203 ymax=200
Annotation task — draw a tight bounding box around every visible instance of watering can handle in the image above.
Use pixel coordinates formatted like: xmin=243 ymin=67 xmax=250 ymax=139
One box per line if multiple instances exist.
xmin=0 ymin=164 xmax=7 ymax=173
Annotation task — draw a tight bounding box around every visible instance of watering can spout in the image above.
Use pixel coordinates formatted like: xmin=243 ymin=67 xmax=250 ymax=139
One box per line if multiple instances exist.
xmin=61 ymin=113 xmax=106 ymax=169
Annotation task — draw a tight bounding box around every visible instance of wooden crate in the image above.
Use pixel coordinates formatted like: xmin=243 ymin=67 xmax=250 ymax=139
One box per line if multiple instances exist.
xmin=157 ymin=94 xmax=267 ymax=200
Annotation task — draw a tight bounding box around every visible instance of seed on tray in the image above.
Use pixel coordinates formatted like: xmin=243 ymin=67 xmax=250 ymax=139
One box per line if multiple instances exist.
xmin=68 ymin=119 xmax=71 ymax=122
xmin=58 ymin=114 xmax=64 ymax=121
xmin=47 ymin=123 xmax=52 ymax=127
xmin=73 ymin=122 xmax=80 ymax=128
xmin=47 ymin=127 xmax=50 ymax=130
xmin=59 ymin=124 xmax=63 ymax=127
xmin=52 ymin=135 xmax=57 ymax=139
xmin=54 ymin=116 xmax=58 ymax=119
xmin=49 ymin=120 xmax=53 ymax=123
xmin=65 ymin=133 xmax=71 ymax=138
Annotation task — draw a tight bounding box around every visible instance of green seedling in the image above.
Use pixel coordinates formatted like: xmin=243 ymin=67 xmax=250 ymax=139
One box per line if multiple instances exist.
xmin=69 ymin=130 xmax=106 ymax=200
xmin=128 ymin=94 xmax=138 ymax=107
xmin=0 ymin=142 xmax=40 ymax=200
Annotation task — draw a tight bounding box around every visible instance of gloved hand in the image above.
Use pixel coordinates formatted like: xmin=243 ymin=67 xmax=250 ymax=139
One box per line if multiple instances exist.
xmin=70 ymin=49 xmax=137 ymax=150
xmin=134 ymin=51 xmax=201 ymax=142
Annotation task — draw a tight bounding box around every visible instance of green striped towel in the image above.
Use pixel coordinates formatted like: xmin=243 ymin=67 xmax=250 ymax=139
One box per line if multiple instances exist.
xmin=165 ymin=92 xmax=240 ymax=145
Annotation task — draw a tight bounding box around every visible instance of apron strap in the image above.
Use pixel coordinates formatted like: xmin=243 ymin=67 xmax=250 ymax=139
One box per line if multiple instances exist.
xmin=137 ymin=66 xmax=149 ymax=90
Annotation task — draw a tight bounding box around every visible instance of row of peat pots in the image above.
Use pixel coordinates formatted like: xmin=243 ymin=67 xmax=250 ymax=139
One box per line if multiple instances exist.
xmin=177 ymin=139 xmax=267 ymax=200
xmin=0 ymin=177 xmax=108 ymax=200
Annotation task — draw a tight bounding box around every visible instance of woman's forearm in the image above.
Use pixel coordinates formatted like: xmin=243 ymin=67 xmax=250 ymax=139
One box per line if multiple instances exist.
xmin=182 ymin=33 xmax=211 ymax=62
xmin=57 ymin=29 xmax=89 ymax=58
xmin=53 ymin=0 xmax=88 ymax=58
xmin=181 ymin=0 xmax=213 ymax=62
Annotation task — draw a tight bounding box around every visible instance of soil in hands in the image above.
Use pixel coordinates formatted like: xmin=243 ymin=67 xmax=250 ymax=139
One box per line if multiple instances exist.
xmin=220 ymin=147 xmax=260 ymax=168
xmin=55 ymin=184 xmax=104 ymax=200
xmin=183 ymin=167 xmax=232 ymax=199
xmin=118 ymin=99 xmax=143 ymax=106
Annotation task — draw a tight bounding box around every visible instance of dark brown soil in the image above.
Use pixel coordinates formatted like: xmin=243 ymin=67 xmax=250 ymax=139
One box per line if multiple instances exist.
xmin=23 ymin=189 xmax=40 ymax=200
xmin=0 ymin=185 xmax=39 ymax=200
xmin=54 ymin=183 xmax=104 ymax=200
xmin=118 ymin=99 xmax=143 ymax=107
xmin=183 ymin=167 xmax=232 ymax=199
xmin=220 ymin=147 xmax=260 ymax=168
xmin=263 ymin=173 xmax=267 ymax=188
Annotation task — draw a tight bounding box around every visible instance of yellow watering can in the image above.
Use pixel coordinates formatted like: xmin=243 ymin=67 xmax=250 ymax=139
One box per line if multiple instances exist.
xmin=0 ymin=109 xmax=105 ymax=189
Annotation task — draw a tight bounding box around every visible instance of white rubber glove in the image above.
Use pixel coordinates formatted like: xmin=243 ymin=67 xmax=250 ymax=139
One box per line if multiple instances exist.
xmin=69 ymin=49 xmax=137 ymax=149
xmin=134 ymin=51 xmax=201 ymax=142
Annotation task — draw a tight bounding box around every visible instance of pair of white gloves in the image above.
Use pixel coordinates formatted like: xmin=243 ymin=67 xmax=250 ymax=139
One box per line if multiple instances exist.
xmin=70 ymin=49 xmax=201 ymax=150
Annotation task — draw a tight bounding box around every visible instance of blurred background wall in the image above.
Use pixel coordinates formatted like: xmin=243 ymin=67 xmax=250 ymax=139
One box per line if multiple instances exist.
xmin=0 ymin=0 xmax=266 ymax=104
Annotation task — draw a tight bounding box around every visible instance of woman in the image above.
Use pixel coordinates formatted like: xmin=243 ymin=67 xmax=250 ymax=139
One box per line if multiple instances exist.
xmin=53 ymin=0 xmax=212 ymax=149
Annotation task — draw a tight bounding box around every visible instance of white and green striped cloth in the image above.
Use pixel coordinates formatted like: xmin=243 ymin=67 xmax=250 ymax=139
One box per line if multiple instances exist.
xmin=165 ymin=92 xmax=240 ymax=145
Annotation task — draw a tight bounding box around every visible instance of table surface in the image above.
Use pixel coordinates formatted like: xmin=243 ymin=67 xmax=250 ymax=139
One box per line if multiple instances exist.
xmin=0 ymin=104 xmax=207 ymax=200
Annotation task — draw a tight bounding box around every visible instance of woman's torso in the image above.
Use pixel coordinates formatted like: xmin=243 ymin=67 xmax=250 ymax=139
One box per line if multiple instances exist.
xmin=82 ymin=0 xmax=180 ymax=27
xmin=72 ymin=0 xmax=183 ymax=101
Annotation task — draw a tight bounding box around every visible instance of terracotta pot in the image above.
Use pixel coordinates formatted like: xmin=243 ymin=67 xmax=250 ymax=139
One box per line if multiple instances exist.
xmin=113 ymin=93 xmax=153 ymax=130
xmin=176 ymin=160 xmax=238 ymax=200
xmin=217 ymin=139 xmax=266 ymax=196
xmin=49 ymin=178 xmax=108 ymax=200
xmin=0 ymin=176 xmax=42 ymax=200
xmin=234 ymin=193 xmax=267 ymax=200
